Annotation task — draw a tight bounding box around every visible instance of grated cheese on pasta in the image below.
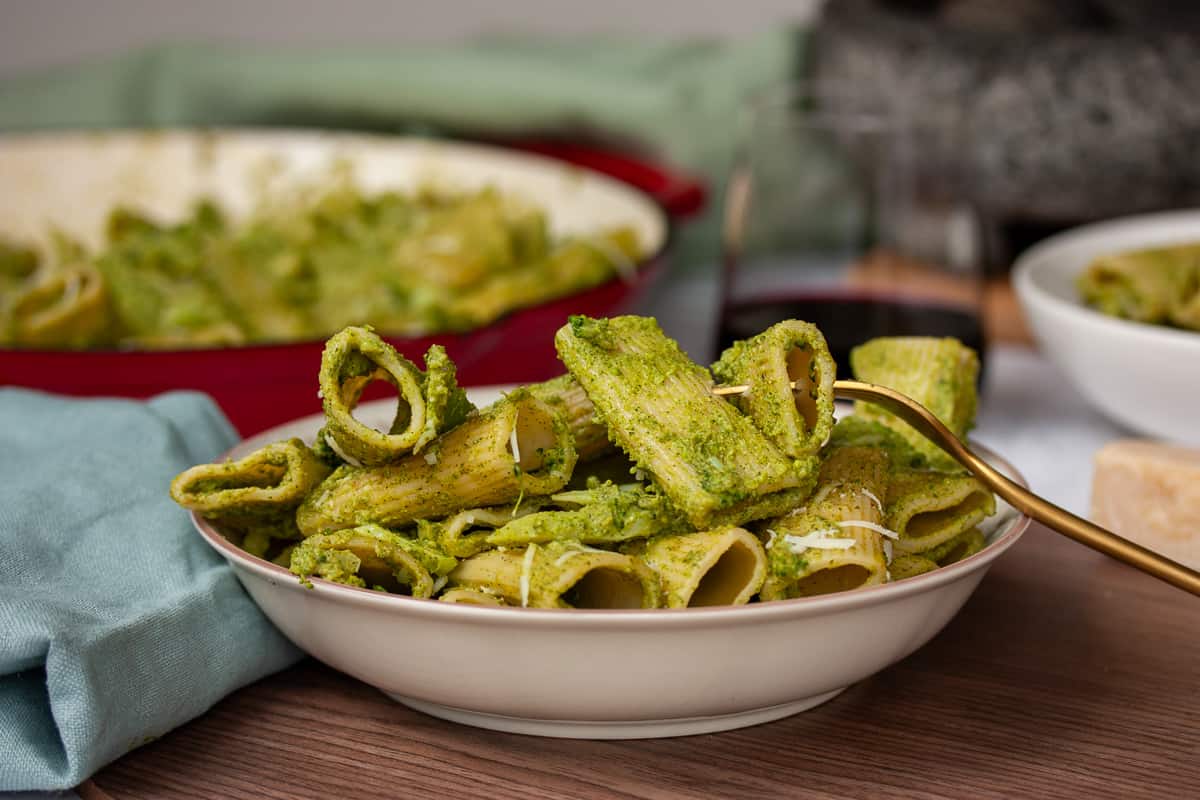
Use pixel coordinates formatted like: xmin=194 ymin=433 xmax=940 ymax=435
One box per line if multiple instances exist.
xmin=324 ymin=433 xmax=363 ymax=468
xmin=519 ymin=543 xmax=536 ymax=607
xmin=836 ymin=520 xmax=899 ymax=540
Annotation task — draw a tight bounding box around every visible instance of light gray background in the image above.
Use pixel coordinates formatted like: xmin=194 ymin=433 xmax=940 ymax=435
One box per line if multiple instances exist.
xmin=0 ymin=0 xmax=822 ymax=77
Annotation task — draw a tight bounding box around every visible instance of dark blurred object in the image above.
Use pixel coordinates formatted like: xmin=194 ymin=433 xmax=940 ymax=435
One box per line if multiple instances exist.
xmin=812 ymin=0 xmax=1200 ymax=268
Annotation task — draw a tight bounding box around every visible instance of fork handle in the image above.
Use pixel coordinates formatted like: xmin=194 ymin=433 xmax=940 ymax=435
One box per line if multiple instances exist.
xmin=832 ymin=380 xmax=1200 ymax=596
xmin=957 ymin=451 xmax=1200 ymax=596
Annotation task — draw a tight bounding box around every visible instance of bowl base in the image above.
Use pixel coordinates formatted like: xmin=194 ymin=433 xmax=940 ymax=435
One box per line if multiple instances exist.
xmin=388 ymin=688 xmax=846 ymax=739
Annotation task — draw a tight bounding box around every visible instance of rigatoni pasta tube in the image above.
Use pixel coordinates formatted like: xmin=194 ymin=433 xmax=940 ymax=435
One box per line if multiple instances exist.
xmin=170 ymin=438 xmax=331 ymax=521
xmin=528 ymin=374 xmax=612 ymax=462
xmin=6 ymin=262 xmax=110 ymax=348
xmin=289 ymin=524 xmax=457 ymax=598
xmin=420 ymin=502 xmax=547 ymax=558
xmin=760 ymin=447 xmax=891 ymax=600
xmin=886 ymin=471 xmax=996 ymax=554
xmin=1076 ymin=244 xmax=1200 ymax=326
xmin=296 ymin=389 xmax=576 ymax=535
xmin=711 ymin=319 xmax=836 ymax=459
xmin=555 ymin=315 xmax=817 ymax=530
xmin=889 ymin=554 xmax=938 ymax=581
xmin=918 ymin=527 xmax=986 ymax=566
xmin=643 ymin=527 xmax=767 ymax=608
xmin=438 ymin=587 xmax=507 ymax=606
xmin=448 ymin=541 xmax=661 ymax=609
xmin=850 ymin=337 xmax=979 ymax=470
xmin=317 ymin=327 xmax=473 ymax=466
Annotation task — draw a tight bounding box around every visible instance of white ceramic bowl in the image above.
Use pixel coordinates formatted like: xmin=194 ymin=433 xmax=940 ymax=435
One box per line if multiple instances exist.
xmin=1013 ymin=210 xmax=1200 ymax=445
xmin=192 ymin=389 xmax=1030 ymax=739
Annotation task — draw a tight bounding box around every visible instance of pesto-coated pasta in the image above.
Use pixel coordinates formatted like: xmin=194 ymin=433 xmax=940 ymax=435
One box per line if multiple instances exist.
xmin=886 ymin=470 xmax=996 ymax=554
xmin=3 ymin=262 xmax=110 ymax=348
xmin=888 ymin=553 xmax=938 ymax=581
xmin=825 ymin=416 xmax=929 ymax=472
xmin=0 ymin=186 xmax=643 ymax=349
xmin=315 ymin=326 xmax=473 ymax=466
xmin=170 ymin=438 xmax=331 ymax=521
xmin=449 ymin=540 xmax=661 ymax=608
xmin=528 ymin=374 xmax=613 ymax=462
xmin=438 ymin=587 xmax=508 ymax=606
xmin=760 ymin=447 xmax=891 ymax=600
xmin=1077 ymin=243 xmax=1200 ymax=330
xmin=642 ymin=527 xmax=767 ymax=607
xmin=850 ymin=337 xmax=979 ymax=470
xmin=168 ymin=317 xmax=1000 ymax=608
xmin=555 ymin=315 xmax=819 ymax=530
xmin=289 ymin=524 xmax=457 ymax=598
xmin=919 ymin=527 xmax=986 ymax=566
xmin=419 ymin=502 xmax=548 ymax=558
xmin=296 ymin=389 xmax=576 ymax=536
xmin=711 ymin=319 xmax=836 ymax=459
xmin=486 ymin=482 xmax=686 ymax=547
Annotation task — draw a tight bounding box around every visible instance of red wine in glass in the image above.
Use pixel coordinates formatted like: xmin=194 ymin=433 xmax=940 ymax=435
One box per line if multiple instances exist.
xmin=717 ymin=291 xmax=985 ymax=379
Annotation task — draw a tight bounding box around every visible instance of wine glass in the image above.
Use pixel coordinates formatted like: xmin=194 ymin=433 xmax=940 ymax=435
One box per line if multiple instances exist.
xmin=717 ymin=84 xmax=985 ymax=375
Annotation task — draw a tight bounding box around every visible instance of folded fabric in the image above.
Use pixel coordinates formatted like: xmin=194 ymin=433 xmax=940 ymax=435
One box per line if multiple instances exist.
xmin=0 ymin=389 xmax=301 ymax=791
xmin=0 ymin=31 xmax=802 ymax=271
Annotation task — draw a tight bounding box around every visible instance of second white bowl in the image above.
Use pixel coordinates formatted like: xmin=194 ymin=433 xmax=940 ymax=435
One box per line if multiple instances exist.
xmin=1013 ymin=210 xmax=1200 ymax=445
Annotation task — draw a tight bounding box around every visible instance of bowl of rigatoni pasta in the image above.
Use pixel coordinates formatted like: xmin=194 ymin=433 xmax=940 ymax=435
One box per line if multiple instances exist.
xmin=1014 ymin=209 xmax=1200 ymax=445
xmin=174 ymin=316 xmax=1030 ymax=738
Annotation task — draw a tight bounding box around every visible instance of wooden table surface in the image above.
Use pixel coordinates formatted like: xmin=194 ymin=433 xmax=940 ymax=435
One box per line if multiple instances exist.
xmin=84 ymin=521 xmax=1199 ymax=800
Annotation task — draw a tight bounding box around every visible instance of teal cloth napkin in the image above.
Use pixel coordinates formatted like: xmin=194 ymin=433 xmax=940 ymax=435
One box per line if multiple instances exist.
xmin=0 ymin=31 xmax=803 ymax=271
xmin=0 ymin=389 xmax=302 ymax=791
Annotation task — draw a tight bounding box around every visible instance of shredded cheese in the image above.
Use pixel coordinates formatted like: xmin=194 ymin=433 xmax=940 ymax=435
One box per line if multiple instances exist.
xmin=765 ymin=529 xmax=779 ymax=551
xmin=432 ymin=575 xmax=449 ymax=593
xmin=519 ymin=543 xmax=536 ymax=607
xmin=324 ymin=433 xmax=363 ymax=468
xmin=509 ymin=413 xmax=522 ymax=467
xmin=553 ymin=543 xmax=609 ymax=567
xmin=423 ymin=451 xmax=439 ymax=465
xmin=883 ymin=539 xmax=894 ymax=565
xmin=861 ymin=489 xmax=884 ymax=513
xmin=836 ymin=520 xmax=899 ymax=540
xmin=782 ymin=531 xmax=857 ymax=554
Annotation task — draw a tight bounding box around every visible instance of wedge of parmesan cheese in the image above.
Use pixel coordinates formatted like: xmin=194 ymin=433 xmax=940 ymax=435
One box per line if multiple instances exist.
xmin=1090 ymin=440 xmax=1200 ymax=570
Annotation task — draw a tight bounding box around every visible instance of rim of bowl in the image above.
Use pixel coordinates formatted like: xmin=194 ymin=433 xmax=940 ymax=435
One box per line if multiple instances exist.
xmin=1012 ymin=208 xmax=1200 ymax=350
xmin=191 ymin=442 xmax=1031 ymax=628
xmin=0 ymin=127 xmax=674 ymax=355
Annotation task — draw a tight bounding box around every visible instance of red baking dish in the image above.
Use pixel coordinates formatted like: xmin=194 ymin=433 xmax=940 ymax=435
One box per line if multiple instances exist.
xmin=0 ymin=130 xmax=704 ymax=435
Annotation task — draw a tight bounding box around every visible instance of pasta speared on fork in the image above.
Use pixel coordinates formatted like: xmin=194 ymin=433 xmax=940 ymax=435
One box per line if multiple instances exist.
xmin=171 ymin=316 xmax=995 ymax=608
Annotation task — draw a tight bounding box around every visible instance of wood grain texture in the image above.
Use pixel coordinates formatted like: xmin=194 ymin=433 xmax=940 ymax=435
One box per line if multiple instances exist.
xmin=89 ymin=523 xmax=1200 ymax=800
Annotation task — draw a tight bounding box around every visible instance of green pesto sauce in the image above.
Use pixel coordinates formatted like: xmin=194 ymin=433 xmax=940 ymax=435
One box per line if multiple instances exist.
xmin=849 ymin=336 xmax=980 ymax=470
xmin=3 ymin=186 xmax=642 ymax=349
xmin=711 ymin=319 xmax=836 ymax=460
xmin=556 ymin=315 xmax=814 ymax=528
xmin=487 ymin=481 xmax=687 ymax=546
xmin=825 ymin=416 xmax=929 ymax=471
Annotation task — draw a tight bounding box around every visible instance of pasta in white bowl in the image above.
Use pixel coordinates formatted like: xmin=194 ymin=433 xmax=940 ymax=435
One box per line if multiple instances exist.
xmin=190 ymin=384 xmax=1029 ymax=738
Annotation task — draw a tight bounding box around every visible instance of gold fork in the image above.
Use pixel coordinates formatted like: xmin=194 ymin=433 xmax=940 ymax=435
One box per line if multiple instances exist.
xmin=713 ymin=379 xmax=1200 ymax=596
